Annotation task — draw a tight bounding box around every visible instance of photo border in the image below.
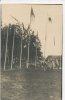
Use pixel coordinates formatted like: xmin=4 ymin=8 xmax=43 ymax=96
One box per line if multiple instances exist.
xmin=0 ymin=1 xmax=65 ymax=100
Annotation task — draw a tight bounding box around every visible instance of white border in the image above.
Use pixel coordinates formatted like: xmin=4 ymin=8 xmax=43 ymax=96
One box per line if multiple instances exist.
xmin=0 ymin=1 xmax=65 ymax=100
xmin=0 ymin=0 xmax=64 ymax=4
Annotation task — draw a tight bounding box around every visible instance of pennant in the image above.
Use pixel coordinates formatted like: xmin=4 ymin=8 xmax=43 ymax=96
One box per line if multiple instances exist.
xmin=30 ymin=7 xmax=35 ymax=23
xmin=31 ymin=7 xmax=35 ymax=18
xmin=48 ymin=17 xmax=52 ymax=23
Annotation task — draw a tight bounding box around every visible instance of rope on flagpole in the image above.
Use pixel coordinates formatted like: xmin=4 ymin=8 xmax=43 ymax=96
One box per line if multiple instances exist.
xmin=44 ymin=13 xmax=48 ymax=59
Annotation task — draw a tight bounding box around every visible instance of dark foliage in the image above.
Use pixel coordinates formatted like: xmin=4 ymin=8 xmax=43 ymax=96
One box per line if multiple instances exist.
xmin=1 ymin=24 xmax=43 ymax=66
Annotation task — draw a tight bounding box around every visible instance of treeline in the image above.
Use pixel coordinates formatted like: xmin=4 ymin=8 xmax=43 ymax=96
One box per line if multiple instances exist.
xmin=1 ymin=24 xmax=43 ymax=67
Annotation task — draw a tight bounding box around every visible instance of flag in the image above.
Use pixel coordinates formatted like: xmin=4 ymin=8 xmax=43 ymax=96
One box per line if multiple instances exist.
xmin=31 ymin=7 xmax=35 ymax=18
xmin=30 ymin=7 xmax=35 ymax=24
xmin=48 ymin=17 xmax=52 ymax=23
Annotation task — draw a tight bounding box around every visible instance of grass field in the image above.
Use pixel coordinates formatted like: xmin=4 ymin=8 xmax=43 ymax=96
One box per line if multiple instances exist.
xmin=1 ymin=69 xmax=62 ymax=100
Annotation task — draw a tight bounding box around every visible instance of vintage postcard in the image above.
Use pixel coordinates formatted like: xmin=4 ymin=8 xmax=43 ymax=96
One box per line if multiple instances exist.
xmin=1 ymin=4 xmax=62 ymax=100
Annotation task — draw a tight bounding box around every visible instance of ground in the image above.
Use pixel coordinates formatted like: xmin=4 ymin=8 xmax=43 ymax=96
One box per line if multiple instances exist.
xmin=1 ymin=69 xmax=62 ymax=100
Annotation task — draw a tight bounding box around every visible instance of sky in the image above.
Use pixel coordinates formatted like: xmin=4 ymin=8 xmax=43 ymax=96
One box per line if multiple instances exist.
xmin=2 ymin=4 xmax=62 ymax=57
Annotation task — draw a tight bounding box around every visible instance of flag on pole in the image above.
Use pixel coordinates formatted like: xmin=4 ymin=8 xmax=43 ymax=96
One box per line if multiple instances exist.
xmin=26 ymin=6 xmax=35 ymax=69
xmin=30 ymin=7 xmax=35 ymax=25
xmin=48 ymin=17 xmax=52 ymax=23
xmin=31 ymin=7 xmax=35 ymax=18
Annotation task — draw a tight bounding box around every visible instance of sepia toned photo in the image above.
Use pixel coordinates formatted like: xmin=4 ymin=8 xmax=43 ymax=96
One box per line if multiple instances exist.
xmin=1 ymin=4 xmax=62 ymax=100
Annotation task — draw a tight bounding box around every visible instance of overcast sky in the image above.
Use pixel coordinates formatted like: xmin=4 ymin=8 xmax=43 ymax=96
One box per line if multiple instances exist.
xmin=2 ymin=4 xmax=62 ymax=57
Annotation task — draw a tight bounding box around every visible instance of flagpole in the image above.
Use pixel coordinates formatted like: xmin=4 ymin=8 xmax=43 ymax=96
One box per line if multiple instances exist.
xmin=27 ymin=6 xmax=31 ymax=69
xmin=27 ymin=10 xmax=31 ymax=69
xmin=44 ymin=15 xmax=48 ymax=59
xmin=44 ymin=14 xmax=52 ymax=58
xmin=27 ymin=6 xmax=35 ymax=68
xmin=11 ymin=27 xmax=15 ymax=70
xmin=4 ymin=27 xmax=8 ymax=71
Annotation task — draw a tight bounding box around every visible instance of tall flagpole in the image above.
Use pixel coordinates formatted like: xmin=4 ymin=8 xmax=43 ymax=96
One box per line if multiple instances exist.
xmin=44 ymin=14 xmax=52 ymax=58
xmin=11 ymin=27 xmax=15 ymax=70
xmin=27 ymin=6 xmax=32 ymax=69
xmin=4 ymin=27 xmax=8 ymax=70
xmin=44 ymin=15 xmax=48 ymax=59
xmin=27 ymin=6 xmax=35 ymax=68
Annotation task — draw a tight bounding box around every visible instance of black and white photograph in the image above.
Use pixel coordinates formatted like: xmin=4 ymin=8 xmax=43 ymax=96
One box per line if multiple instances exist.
xmin=1 ymin=4 xmax=62 ymax=100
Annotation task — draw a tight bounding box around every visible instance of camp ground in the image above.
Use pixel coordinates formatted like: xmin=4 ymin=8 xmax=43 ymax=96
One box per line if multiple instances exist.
xmin=1 ymin=4 xmax=62 ymax=100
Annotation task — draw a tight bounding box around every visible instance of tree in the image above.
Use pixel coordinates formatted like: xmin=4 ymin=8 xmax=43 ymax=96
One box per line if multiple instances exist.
xmin=1 ymin=23 xmax=43 ymax=68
